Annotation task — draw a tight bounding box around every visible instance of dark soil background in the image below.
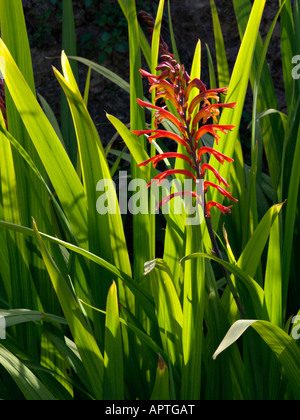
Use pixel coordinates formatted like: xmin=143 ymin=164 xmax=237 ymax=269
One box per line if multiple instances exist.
xmin=22 ymin=0 xmax=285 ymax=148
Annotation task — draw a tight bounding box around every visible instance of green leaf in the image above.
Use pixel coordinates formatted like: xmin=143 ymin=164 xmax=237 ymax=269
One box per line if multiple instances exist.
xmin=33 ymin=220 xmax=105 ymax=400
xmin=151 ymin=0 xmax=165 ymax=75
xmin=150 ymin=355 xmax=170 ymax=400
xmin=103 ymin=282 xmax=124 ymax=400
xmin=0 ymin=219 xmax=156 ymax=324
xmin=144 ymin=259 xmax=183 ymax=369
xmin=69 ymin=56 xmax=130 ymax=94
xmin=61 ymin=0 xmax=78 ymax=166
xmin=210 ymin=0 xmax=230 ymax=87
xmin=180 ymin=252 xmax=264 ymax=319
xmin=264 ymin=216 xmax=282 ymax=326
xmin=0 ymin=39 xmax=87 ymax=247
xmin=180 ymin=225 xmax=205 ymax=399
xmin=206 ymin=0 xmax=267 ymax=231
xmin=213 ymin=319 xmax=300 ymax=399
xmin=0 ymin=344 xmax=56 ymax=400
xmin=167 ymin=0 xmax=180 ymax=64
xmin=233 ymin=0 xmax=284 ymax=194
xmin=237 ymin=202 xmax=285 ymax=279
xmin=282 ymin=123 xmax=300 ymax=311
xmin=0 ymin=309 xmax=67 ymax=328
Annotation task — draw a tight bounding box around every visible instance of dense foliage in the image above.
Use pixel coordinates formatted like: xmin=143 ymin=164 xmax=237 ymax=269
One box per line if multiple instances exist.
xmin=0 ymin=0 xmax=299 ymax=400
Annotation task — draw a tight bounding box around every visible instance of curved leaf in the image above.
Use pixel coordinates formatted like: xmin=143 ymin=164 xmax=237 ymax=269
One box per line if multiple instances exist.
xmin=213 ymin=319 xmax=300 ymax=399
xmin=0 ymin=344 xmax=56 ymax=400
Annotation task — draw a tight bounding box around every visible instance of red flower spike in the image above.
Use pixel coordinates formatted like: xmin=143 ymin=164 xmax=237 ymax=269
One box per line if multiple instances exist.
xmin=201 ymin=163 xmax=230 ymax=187
xmin=206 ymin=201 xmax=233 ymax=218
xmin=138 ymin=152 xmax=194 ymax=169
xmin=204 ymin=181 xmax=238 ymax=202
xmin=133 ymin=43 xmax=238 ymax=221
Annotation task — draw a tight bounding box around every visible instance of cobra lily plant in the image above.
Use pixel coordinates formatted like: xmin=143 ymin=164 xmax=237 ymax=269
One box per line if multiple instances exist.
xmin=132 ymin=46 xmax=237 ymax=220
xmin=133 ymin=28 xmax=245 ymax=318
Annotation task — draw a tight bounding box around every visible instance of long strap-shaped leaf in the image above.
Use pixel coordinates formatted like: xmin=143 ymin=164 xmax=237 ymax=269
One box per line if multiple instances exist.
xmin=0 ymin=344 xmax=56 ymax=400
xmin=33 ymin=220 xmax=104 ymax=400
xmin=0 ymin=40 xmax=87 ymax=247
xmin=0 ymin=219 xmax=156 ymax=323
xmin=54 ymin=52 xmax=132 ymax=326
xmin=212 ymin=319 xmax=300 ymax=400
xmin=206 ymin=0 xmax=266 ymax=231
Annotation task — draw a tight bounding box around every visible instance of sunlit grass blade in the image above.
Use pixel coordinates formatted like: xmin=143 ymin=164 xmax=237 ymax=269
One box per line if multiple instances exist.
xmin=0 ymin=219 xmax=156 ymax=323
xmin=54 ymin=52 xmax=116 ymax=333
xmin=282 ymin=124 xmax=300 ymax=315
xmin=237 ymin=202 xmax=285 ymax=280
xmin=103 ymin=282 xmax=124 ymax=400
xmin=32 ymin=220 xmax=105 ymax=400
xmin=180 ymin=225 xmax=205 ymax=399
xmin=233 ymin=0 xmax=284 ymax=194
xmin=150 ymin=354 xmax=170 ymax=400
xmin=203 ymin=263 xmax=248 ymax=399
xmin=144 ymin=259 xmax=183 ymax=371
xmin=209 ymin=0 xmax=230 ymax=87
xmin=61 ymin=0 xmax=78 ymax=166
xmin=69 ymin=56 xmax=130 ymax=94
xmin=126 ymin=0 xmax=153 ymax=289
xmin=167 ymin=0 xmax=180 ymax=64
xmin=38 ymin=94 xmax=65 ymax=146
xmin=213 ymin=319 xmax=300 ymax=399
xmin=280 ymin=0 xmax=297 ymax=114
xmin=0 ymin=344 xmax=56 ymax=400
xmin=0 ymin=39 xmax=87 ymax=246
xmin=206 ymin=0 xmax=267 ymax=232
xmin=264 ymin=215 xmax=282 ymax=327
xmin=0 ymin=123 xmax=42 ymax=355
xmin=181 ymin=252 xmax=265 ymax=320
xmin=0 ymin=0 xmax=54 ymax=352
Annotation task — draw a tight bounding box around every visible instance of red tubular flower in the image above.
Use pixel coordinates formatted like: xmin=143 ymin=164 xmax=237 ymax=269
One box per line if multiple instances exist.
xmin=147 ymin=169 xmax=197 ymax=188
xmin=206 ymin=201 xmax=233 ymax=218
xmin=204 ymin=181 xmax=238 ymax=202
xmin=132 ymin=42 xmax=237 ymax=218
xmin=136 ymin=99 xmax=185 ymax=134
xmin=194 ymin=124 xmax=235 ymax=145
xmin=133 ymin=129 xmax=189 ymax=148
xmin=197 ymin=147 xmax=234 ymax=165
xmin=138 ymin=152 xmax=194 ymax=169
xmin=156 ymin=191 xmax=202 ymax=212
xmin=200 ymin=164 xmax=230 ymax=187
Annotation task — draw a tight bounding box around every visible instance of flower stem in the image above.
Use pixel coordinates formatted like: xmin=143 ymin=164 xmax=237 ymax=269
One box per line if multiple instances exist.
xmin=205 ymin=213 xmax=246 ymax=319
xmin=172 ymin=80 xmax=245 ymax=317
